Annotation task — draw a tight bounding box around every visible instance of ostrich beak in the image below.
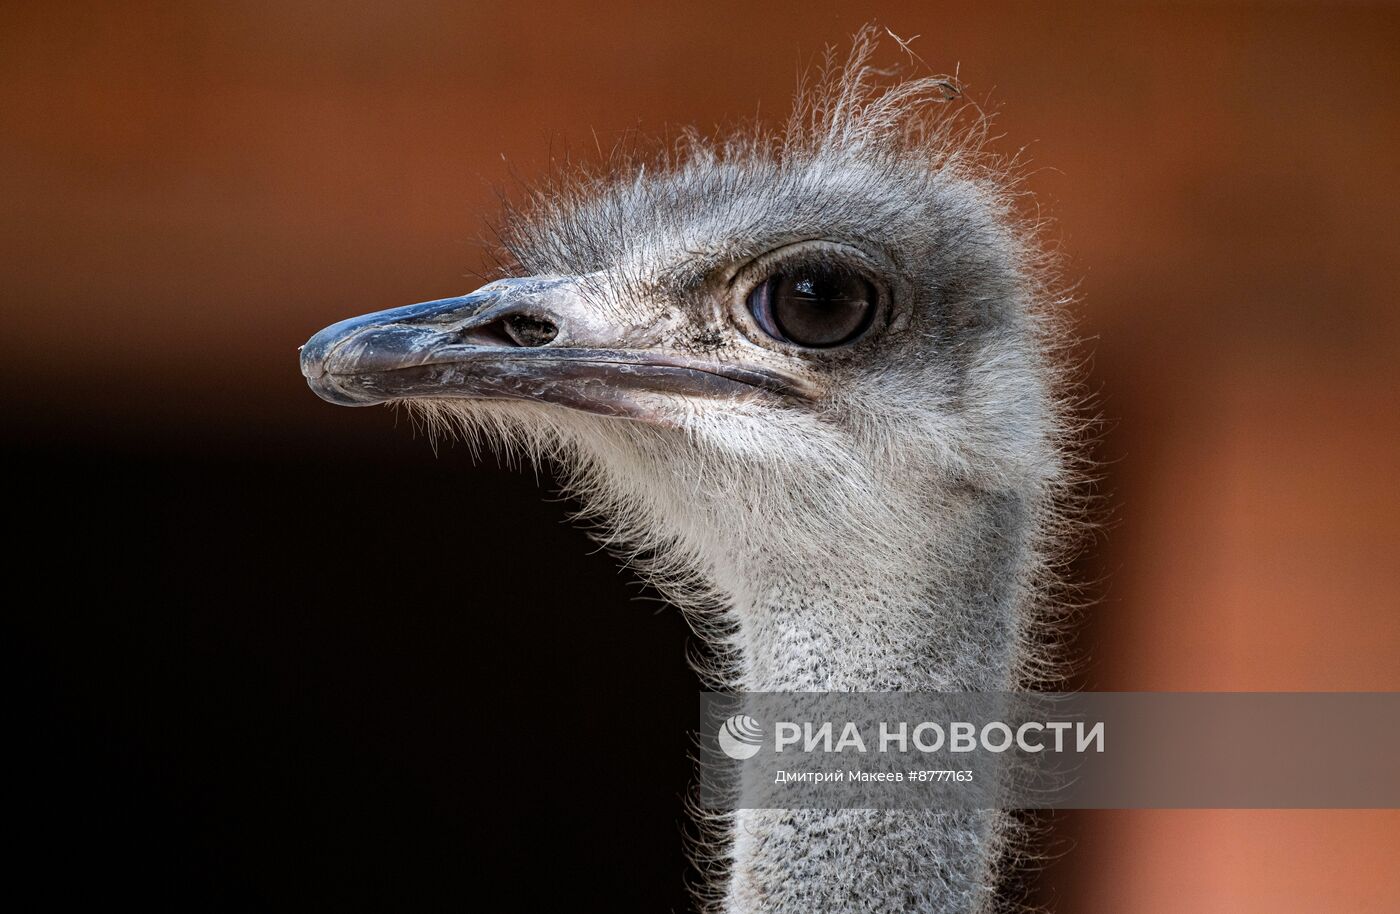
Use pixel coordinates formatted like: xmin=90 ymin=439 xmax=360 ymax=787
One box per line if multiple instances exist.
xmin=299 ymin=276 xmax=807 ymax=420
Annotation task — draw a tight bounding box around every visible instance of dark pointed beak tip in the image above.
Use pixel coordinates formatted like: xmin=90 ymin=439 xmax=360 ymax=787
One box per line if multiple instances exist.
xmin=300 ymin=323 xmax=372 ymax=403
xmin=300 ymin=320 xmax=357 ymax=381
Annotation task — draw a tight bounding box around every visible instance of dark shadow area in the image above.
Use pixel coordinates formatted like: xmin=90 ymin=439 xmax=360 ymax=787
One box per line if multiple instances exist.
xmin=12 ymin=425 xmax=698 ymax=911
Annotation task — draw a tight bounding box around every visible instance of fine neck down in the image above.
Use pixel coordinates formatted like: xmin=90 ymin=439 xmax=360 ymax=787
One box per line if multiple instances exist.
xmin=729 ymin=486 xmax=1034 ymax=693
xmin=718 ymin=485 xmax=1035 ymax=914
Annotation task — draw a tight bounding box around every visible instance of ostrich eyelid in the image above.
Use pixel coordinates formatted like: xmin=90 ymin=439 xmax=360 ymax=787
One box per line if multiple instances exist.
xmin=723 ymin=238 xmax=886 ymax=292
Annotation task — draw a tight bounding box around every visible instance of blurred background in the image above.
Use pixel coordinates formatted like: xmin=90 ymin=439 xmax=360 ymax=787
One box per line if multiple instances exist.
xmin=5 ymin=1 xmax=1398 ymax=910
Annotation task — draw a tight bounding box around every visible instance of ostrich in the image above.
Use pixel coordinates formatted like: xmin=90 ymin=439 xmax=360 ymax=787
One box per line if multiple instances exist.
xmin=299 ymin=32 xmax=1080 ymax=914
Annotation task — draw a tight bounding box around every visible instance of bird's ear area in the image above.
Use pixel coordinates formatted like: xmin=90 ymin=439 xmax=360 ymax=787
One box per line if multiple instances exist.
xmin=722 ymin=239 xmax=901 ymax=356
xmin=299 ymin=275 xmax=815 ymax=421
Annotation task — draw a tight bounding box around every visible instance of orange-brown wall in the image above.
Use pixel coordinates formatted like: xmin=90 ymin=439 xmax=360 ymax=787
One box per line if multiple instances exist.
xmin=4 ymin=2 xmax=1397 ymax=909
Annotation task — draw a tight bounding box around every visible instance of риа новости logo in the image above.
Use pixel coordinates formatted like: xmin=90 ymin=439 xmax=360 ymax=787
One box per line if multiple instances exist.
xmin=718 ymin=714 xmax=764 ymax=760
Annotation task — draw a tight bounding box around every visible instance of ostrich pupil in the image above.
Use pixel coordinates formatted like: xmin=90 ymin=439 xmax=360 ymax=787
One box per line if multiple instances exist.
xmin=748 ymin=269 xmax=875 ymax=347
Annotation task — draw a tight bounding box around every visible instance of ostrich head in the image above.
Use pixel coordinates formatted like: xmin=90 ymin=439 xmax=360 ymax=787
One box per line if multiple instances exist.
xmin=300 ymin=32 xmax=1079 ymax=912
xmin=301 ymin=40 xmax=1070 ymax=696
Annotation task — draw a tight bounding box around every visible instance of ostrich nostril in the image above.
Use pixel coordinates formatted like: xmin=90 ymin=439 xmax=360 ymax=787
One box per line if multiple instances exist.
xmin=502 ymin=313 xmax=559 ymax=348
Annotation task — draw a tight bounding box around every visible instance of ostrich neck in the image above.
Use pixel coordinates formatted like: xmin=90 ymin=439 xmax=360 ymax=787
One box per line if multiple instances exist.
xmin=720 ymin=488 xmax=1030 ymax=913
xmin=730 ymin=489 xmax=1028 ymax=693
xmin=734 ymin=570 xmax=1017 ymax=693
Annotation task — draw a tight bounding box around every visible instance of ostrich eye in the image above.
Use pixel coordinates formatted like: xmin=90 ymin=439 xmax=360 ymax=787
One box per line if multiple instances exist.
xmin=746 ymin=268 xmax=876 ymax=348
